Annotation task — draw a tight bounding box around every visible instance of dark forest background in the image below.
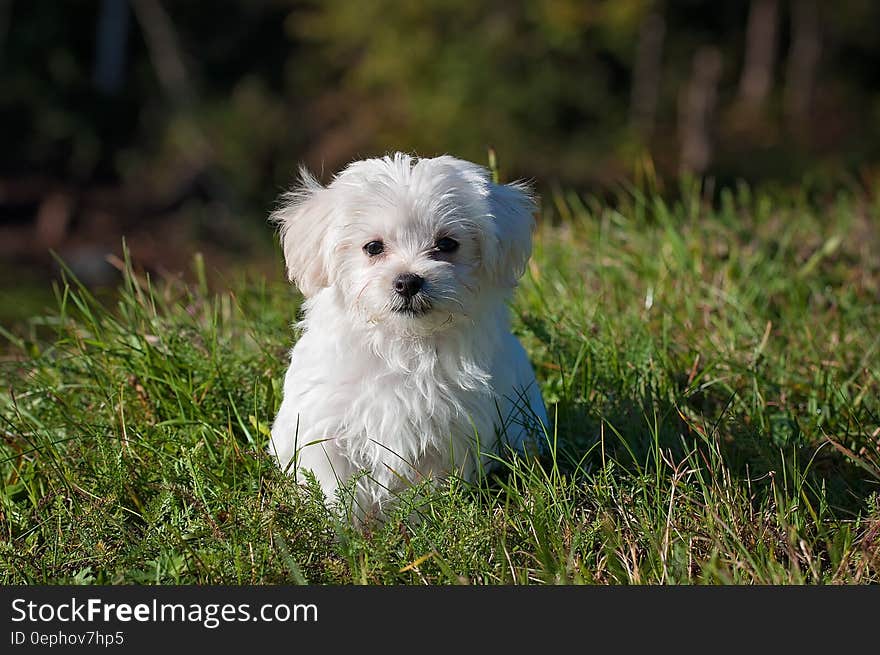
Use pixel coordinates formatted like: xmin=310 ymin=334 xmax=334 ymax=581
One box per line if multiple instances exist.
xmin=1 ymin=0 xmax=879 ymax=318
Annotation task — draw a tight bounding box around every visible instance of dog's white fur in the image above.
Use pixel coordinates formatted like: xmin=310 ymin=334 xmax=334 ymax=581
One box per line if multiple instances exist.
xmin=269 ymin=153 xmax=547 ymax=519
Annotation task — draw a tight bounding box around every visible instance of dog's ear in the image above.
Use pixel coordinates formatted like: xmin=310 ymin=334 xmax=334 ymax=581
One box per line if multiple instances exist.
xmin=271 ymin=168 xmax=334 ymax=298
xmin=483 ymin=180 xmax=537 ymax=288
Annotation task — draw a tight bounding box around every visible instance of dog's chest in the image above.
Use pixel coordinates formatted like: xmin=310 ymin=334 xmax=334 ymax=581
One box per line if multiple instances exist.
xmin=334 ymin=352 xmax=495 ymax=456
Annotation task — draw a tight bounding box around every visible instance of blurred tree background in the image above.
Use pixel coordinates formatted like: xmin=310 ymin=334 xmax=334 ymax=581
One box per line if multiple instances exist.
xmin=1 ymin=0 xmax=879 ymax=316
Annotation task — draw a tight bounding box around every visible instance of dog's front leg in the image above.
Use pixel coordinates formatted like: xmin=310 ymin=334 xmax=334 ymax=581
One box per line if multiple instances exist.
xmin=293 ymin=439 xmax=350 ymax=505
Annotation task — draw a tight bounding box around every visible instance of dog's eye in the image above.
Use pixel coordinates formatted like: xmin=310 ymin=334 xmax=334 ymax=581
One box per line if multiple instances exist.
xmin=435 ymin=237 xmax=459 ymax=253
xmin=363 ymin=240 xmax=385 ymax=256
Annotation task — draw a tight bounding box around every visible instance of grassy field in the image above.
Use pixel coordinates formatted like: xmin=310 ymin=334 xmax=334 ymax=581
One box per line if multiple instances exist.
xmin=2 ymin=179 xmax=879 ymax=584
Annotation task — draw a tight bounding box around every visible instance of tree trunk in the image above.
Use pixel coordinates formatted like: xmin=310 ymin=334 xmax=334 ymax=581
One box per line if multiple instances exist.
xmin=131 ymin=0 xmax=193 ymax=107
xmin=679 ymin=47 xmax=723 ymax=176
xmin=94 ymin=0 xmax=132 ymax=95
xmin=784 ymin=0 xmax=821 ymax=137
xmin=630 ymin=10 xmax=666 ymax=139
xmin=737 ymin=0 xmax=779 ymax=111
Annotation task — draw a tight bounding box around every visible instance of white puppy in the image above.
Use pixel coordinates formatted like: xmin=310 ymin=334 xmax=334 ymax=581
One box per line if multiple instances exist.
xmin=269 ymin=153 xmax=547 ymax=520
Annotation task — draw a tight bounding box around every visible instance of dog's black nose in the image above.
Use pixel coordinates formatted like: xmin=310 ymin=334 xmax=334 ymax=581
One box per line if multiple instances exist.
xmin=393 ymin=273 xmax=424 ymax=299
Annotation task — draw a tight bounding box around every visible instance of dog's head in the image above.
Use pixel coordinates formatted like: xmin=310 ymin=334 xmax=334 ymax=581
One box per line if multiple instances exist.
xmin=272 ymin=153 xmax=536 ymax=334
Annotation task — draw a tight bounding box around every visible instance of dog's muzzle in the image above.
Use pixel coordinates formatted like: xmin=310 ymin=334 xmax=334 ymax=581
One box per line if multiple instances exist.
xmin=391 ymin=273 xmax=431 ymax=315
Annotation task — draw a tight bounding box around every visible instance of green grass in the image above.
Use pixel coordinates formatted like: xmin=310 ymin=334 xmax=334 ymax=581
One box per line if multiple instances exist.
xmin=2 ymin=180 xmax=879 ymax=584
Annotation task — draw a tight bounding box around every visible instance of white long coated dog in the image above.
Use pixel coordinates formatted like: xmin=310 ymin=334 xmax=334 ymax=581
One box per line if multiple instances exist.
xmin=269 ymin=153 xmax=548 ymax=519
